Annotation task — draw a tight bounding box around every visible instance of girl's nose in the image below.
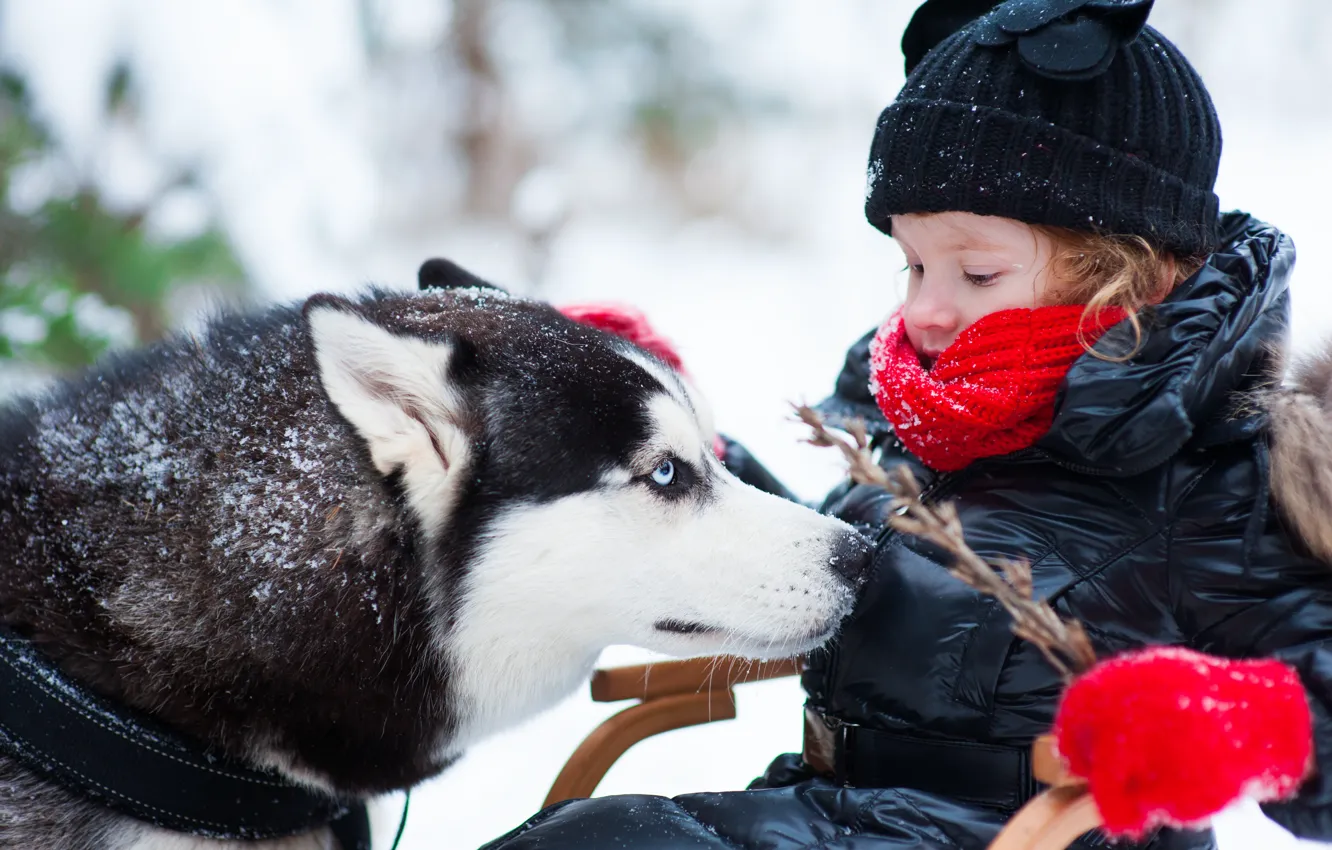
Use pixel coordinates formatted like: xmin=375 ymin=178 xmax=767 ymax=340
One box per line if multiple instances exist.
xmin=904 ymin=281 xmax=959 ymax=335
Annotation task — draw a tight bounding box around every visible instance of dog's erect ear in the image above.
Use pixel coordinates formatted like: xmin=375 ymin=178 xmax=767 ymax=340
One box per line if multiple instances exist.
xmin=306 ymin=297 xmax=469 ymax=533
xmin=418 ymin=257 xmax=504 ymax=293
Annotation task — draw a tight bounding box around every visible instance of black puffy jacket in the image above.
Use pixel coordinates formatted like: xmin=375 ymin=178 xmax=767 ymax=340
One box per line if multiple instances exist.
xmin=481 ymin=214 xmax=1332 ymax=850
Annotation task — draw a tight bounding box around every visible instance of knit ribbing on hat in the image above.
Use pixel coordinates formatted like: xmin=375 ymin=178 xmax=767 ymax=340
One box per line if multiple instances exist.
xmin=866 ymin=22 xmax=1222 ymax=256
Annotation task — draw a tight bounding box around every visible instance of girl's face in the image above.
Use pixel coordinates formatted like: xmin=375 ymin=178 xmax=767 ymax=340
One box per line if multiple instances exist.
xmin=892 ymin=212 xmax=1067 ymax=364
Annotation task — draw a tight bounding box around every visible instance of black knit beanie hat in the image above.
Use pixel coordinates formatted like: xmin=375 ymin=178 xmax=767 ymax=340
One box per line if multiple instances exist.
xmin=866 ymin=0 xmax=1222 ymax=256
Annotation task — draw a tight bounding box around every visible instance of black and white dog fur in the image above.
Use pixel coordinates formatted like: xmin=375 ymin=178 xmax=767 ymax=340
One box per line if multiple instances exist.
xmin=0 ymin=268 xmax=869 ymax=848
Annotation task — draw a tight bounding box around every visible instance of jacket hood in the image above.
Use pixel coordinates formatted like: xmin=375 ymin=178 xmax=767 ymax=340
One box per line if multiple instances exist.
xmin=1040 ymin=212 xmax=1293 ymax=474
xmin=818 ymin=212 xmax=1295 ymax=476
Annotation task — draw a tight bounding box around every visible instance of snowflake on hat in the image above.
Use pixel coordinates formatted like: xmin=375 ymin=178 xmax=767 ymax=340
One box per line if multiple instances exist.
xmin=1053 ymin=645 xmax=1313 ymax=840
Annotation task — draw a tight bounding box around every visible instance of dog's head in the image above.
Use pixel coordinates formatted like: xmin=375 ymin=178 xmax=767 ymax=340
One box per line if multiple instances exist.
xmin=305 ymin=272 xmax=870 ymax=742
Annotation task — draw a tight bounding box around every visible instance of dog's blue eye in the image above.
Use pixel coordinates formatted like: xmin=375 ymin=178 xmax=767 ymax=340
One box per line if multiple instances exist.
xmin=650 ymin=459 xmax=675 ymax=486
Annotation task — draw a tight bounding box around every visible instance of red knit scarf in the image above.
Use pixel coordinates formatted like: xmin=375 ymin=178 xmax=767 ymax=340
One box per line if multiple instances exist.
xmin=869 ymin=305 xmax=1127 ymax=472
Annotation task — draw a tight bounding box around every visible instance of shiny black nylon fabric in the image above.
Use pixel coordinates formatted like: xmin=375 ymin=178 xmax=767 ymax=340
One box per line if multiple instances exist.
xmin=481 ymin=215 xmax=1332 ymax=850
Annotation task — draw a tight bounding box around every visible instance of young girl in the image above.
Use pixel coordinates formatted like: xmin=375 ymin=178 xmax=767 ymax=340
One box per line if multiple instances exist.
xmin=482 ymin=1 xmax=1332 ymax=848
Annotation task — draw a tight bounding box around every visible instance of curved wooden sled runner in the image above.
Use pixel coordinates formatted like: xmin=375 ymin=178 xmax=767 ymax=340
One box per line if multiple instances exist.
xmin=544 ymin=655 xmax=801 ymax=807
xmin=548 ymin=655 xmax=1102 ymax=850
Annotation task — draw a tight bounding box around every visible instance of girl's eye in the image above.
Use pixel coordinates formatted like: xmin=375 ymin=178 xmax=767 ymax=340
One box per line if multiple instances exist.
xmin=907 ymin=263 xmax=924 ymax=275
xmin=650 ymin=459 xmax=676 ymax=486
xmin=964 ymin=271 xmax=1000 ymax=286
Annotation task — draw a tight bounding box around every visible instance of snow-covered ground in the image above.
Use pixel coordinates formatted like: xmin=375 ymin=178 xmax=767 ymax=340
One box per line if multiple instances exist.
xmin=3 ymin=2 xmax=1332 ymax=848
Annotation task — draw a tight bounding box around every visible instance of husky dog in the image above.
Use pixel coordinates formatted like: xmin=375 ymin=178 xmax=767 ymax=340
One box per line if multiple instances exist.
xmin=0 ymin=265 xmax=870 ymax=849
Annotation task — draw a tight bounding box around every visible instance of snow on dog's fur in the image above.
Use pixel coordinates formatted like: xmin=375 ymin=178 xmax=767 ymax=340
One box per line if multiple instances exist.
xmin=0 ymin=270 xmax=870 ymax=849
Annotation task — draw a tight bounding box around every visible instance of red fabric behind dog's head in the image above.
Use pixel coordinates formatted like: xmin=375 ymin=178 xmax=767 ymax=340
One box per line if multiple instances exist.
xmin=559 ymin=302 xmax=724 ymax=458
xmin=559 ymin=303 xmax=686 ymax=374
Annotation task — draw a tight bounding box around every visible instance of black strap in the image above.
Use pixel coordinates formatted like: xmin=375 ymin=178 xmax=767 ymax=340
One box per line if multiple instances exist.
xmin=330 ymin=803 xmax=373 ymax=850
xmin=835 ymin=723 xmax=1039 ymax=811
xmin=0 ymin=627 xmax=360 ymax=844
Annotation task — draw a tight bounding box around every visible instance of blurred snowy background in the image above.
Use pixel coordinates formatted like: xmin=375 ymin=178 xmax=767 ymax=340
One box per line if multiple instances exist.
xmin=1 ymin=1 xmax=1330 ymax=847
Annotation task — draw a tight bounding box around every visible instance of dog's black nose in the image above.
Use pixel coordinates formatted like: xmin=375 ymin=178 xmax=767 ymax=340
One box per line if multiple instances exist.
xmin=829 ymin=532 xmax=874 ymax=588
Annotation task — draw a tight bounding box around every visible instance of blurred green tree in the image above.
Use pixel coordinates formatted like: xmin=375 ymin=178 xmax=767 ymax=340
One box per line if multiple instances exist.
xmin=0 ymin=65 xmax=245 ymax=375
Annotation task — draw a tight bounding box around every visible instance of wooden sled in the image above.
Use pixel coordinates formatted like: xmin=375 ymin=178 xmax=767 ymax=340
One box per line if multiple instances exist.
xmin=548 ymin=655 xmax=1100 ymax=850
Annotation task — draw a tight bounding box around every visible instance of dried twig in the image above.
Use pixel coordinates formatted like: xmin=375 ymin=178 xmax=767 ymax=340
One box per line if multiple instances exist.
xmin=796 ymin=404 xmax=1096 ymax=680
xmin=794 ymin=404 xmax=889 ymax=489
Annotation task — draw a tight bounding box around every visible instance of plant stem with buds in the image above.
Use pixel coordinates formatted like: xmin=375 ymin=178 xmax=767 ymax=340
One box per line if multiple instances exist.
xmin=796 ymin=404 xmax=1096 ymax=680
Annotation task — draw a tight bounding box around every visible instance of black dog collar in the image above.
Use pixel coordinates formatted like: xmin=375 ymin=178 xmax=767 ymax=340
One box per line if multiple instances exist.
xmin=0 ymin=626 xmax=369 ymax=848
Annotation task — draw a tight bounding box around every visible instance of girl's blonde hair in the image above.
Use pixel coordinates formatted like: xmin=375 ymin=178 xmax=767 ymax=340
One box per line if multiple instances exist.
xmin=1033 ymin=225 xmax=1206 ymax=360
